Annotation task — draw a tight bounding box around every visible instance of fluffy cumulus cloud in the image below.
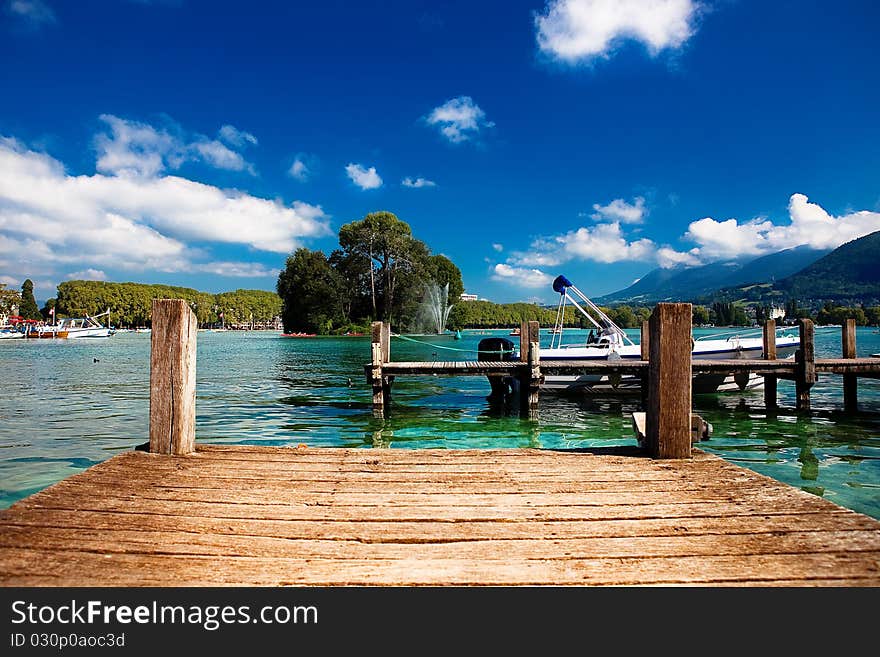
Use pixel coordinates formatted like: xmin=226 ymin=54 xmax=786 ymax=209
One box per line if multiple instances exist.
xmin=535 ymin=0 xmax=699 ymax=63
xmin=345 ymin=163 xmax=382 ymax=190
xmin=491 ymin=264 xmax=554 ymax=289
xmin=678 ymin=193 xmax=880 ymax=261
xmin=0 ymin=135 xmax=329 ymax=285
xmin=656 ymin=246 xmax=701 ymax=268
xmin=510 ymin=221 xmax=655 ymax=268
xmin=6 ymin=0 xmax=56 ymax=26
xmin=591 ymin=196 xmax=646 ymax=223
xmin=402 ymin=176 xmax=436 ymax=188
xmin=425 ymin=96 xmax=494 ymax=144
xmin=94 ymin=115 xmax=256 ymax=177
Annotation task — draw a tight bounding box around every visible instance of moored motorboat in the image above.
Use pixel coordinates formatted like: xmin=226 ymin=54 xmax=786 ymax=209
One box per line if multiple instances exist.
xmin=487 ymin=275 xmax=800 ymax=394
xmin=36 ymin=310 xmax=115 ymax=339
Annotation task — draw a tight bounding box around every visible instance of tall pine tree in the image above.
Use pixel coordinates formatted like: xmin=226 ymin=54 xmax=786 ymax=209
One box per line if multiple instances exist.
xmin=19 ymin=279 xmax=41 ymax=320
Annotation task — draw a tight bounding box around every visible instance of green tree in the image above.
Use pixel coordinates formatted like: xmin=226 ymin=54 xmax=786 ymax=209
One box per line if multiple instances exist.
xmin=692 ymin=305 xmax=710 ymax=325
xmin=19 ymin=279 xmax=41 ymax=320
xmin=276 ymin=248 xmax=344 ymax=334
xmin=424 ymin=254 xmax=464 ymax=301
xmin=338 ymin=211 xmax=429 ymax=322
xmin=0 ymin=284 xmax=22 ymax=316
xmin=40 ymin=298 xmax=56 ymax=321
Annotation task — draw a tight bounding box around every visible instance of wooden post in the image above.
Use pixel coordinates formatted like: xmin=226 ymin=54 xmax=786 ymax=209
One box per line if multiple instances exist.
xmin=640 ymin=320 xmax=650 ymax=409
xmin=646 ymin=303 xmax=692 ymax=459
xmin=149 ymin=299 xmax=197 ymax=455
xmin=381 ymin=321 xmax=391 ymax=364
xmin=519 ymin=320 xmax=529 ymax=362
xmin=762 ymin=319 xmax=777 ymax=410
xmin=370 ymin=321 xmax=385 ymax=417
xmin=842 ymin=319 xmax=857 ymax=412
xmin=519 ymin=322 xmax=541 ymax=417
xmin=795 ymin=318 xmax=816 ymax=411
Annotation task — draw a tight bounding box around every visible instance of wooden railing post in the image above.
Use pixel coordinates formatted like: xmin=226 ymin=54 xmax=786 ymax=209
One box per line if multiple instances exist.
xmin=519 ymin=321 xmax=541 ymax=417
xmin=762 ymin=319 xmax=777 ymax=410
xmin=842 ymin=319 xmax=857 ymax=412
xmin=646 ymin=303 xmax=692 ymax=459
xmin=640 ymin=320 xmax=650 ymax=409
xmin=149 ymin=299 xmax=197 ymax=455
xmin=519 ymin=320 xmax=529 ymax=362
xmin=795 ymin=319 xmax=816 ymax=411
xmin=370 ymin=321 xmax=386 ymax=417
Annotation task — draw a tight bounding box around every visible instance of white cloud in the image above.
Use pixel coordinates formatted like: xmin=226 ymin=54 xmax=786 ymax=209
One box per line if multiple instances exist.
xmin=682 ymin=193 xmax=880 ymax=261
xmin=94 ymin=115 xmax=255 ymax=178
xmin=656 ymin=246 xmax=701 ymax=268
xmin=402 ymin=176 xmax=436 ymax=188
xmin=345 ymin=163 xmax=382 ymax=190
xmin=218 ymin=124 xmax=257 ymax=148
xmin=535 ymin=0 xmax=699 ymax=63
xmin=425 ymin=96 xmax=494 ymax=143
xmin=288 ymin=157 xmax=309 ymax=181
xmin=67 ymin=269 xmax=107 ymax=281
xmin=491 ymin=263 xmax=554 ymax=289
xmin=0 ymin=136 xmax=329 ymax=282
xmin=511 ymin=221 xmax=655 ymax=267
xmin=492 ymin=243 xmax=504 ymax=252
xmin=193 ymin=262 xmax=278 ymax=278
xmin=6 ymin=0 xmax=56 ymax=26
xmin=591 ymin=196 xmax=646 ymax=223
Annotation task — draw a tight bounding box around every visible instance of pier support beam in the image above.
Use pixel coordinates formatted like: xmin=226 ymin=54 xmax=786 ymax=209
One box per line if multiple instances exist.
xmin=646 ymin=303 xmax=692 ymax=459
xmin=640 ymin=320 xmax=650 ymax=410
xmin=842 ymin=319 xmax=857 ymax=412
xmin=795 ymin=319 xmax=816 ymax=411
xmin=370 ymin=321 xmax=393 ymax=418
xmin=149 ymin=299 xmax=197 ymax=455
xmin=762 ymin=319 xmax=777 ymax=411
xmin=519 ymin=321 xmax=541 ymax=418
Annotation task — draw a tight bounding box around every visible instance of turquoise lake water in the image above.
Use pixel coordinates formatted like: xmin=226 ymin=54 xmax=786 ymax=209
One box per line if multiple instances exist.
xmin=1 ymin=327 xmax=878 ymax=518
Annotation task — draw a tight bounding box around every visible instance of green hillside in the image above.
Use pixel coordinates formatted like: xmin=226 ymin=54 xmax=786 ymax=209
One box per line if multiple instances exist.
xmin=778 ymin=231 xmax=880 ymax=300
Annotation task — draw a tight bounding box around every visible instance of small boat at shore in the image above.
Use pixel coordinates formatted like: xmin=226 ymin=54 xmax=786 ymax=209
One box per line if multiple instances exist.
xmin=36 ymin=310 xmax=115 ymax=339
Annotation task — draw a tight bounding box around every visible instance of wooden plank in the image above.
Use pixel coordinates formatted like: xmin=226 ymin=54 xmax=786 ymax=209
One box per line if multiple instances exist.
xmin=843 ymin=319 xmax=857 ymax=412
xmin=519 ymin=320 xmax=528 ymax=363
xmin=647 ymin=303 xmax=693 ymax=459
xmin=149 ymin=299 xmax=197 ymax=455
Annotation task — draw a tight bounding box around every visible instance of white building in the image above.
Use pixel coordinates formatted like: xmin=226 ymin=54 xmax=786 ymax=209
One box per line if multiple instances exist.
xmin=769 ymin=306 xmax=786 ymax=321
xmin=459 ymin=293 xmax=478 ymax=302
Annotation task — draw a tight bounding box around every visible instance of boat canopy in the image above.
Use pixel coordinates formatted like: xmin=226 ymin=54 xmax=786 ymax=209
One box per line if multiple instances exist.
xmin=550 ymin=275 xmax=635 ymax=349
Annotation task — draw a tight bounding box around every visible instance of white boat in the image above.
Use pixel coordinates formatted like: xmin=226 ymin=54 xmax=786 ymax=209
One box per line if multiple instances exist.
xmin=0 ymin=327 xmax=25 ymax=339
xmin=530 ymin=275 xmax=799 ymax=394
xmin=37 ymin=310 xmax=116 ymax=339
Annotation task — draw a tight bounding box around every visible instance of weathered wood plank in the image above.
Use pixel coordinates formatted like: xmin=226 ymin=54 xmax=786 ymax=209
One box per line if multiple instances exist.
xmin=843 ymin=319 xmax=857 ymax=411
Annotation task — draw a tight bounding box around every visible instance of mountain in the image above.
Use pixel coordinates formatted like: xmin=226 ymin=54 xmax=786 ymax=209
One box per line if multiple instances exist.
xmin=777 ymin=231 xmax=880 ymax=300
xmin=598 ymin=245 xmax=829 ymax=304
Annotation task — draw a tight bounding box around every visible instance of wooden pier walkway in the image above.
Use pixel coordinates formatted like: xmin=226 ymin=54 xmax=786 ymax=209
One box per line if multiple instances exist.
xmin=1 ymin=445 xmax=879 ymax=586
xmin=2 ymin=300 xmax=879 ymax=587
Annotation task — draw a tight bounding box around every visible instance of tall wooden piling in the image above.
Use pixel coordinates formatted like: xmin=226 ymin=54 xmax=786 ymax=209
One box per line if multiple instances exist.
xmin=370 ymin=321 xmax=392 ymax=418
xmin=640 ymin=320 xmax=650 ymax=409
xmin=763 ymin=319 xmax=778 ymax=410
xmin=519 ymin=321 xmax=541 ymax=417
xmin=149 ymin=299 xmax=197 ymax=455
xmin=646 ymin=303 xmax=692 ymax=459
xmin=795 ymin=318 xmax=816 ymax=411
xmin=842 ymin=319 xmax=857 ymax=412
xmin=519 ymin=320 xmax=529 ymax=363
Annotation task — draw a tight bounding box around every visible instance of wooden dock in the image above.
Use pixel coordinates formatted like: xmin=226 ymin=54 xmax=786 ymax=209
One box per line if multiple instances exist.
xmin=1 ymin=445 xmax=879 ymax=586
xmin=2 ymin=300 xmax=879 ymax=587
xmin=366 ymin=317 xmax=880 ymax=418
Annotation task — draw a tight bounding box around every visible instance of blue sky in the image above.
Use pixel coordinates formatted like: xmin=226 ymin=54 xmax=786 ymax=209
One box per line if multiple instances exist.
xmin=1 ymin=0 xmax=879 ymax=304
